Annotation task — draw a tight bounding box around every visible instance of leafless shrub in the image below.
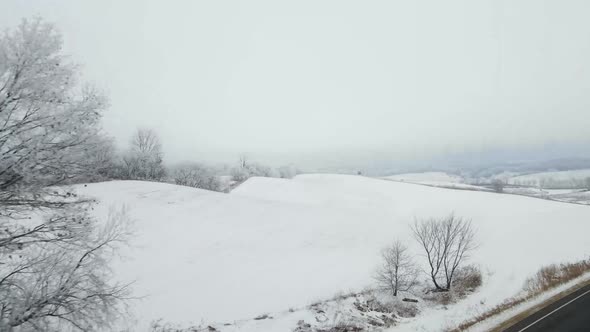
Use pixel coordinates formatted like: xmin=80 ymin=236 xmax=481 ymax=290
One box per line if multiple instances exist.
xmin=491 ymin=179 xmax=504 ymax=193
xmin=374 ymin=240 xmax=419 ymax=296
xmin=293 ymin=320 xmax=313 ymax=332
xmin=395 ymin=302 xmax=419 ymax=318
xmin=423 ymin=290 xmax=454 ymax=306
xmin=453 ymin=264 xmax=483 ymax=294
xmin=411 ymin=214 xmax=477 ymax=291
xmin=330 ymin=290 xmax=357 ymax=302
xmin=230 ymin=155 xmax=283 ymax=182
xmin=319 ymin=319 xmax=364 ymax=332
xmin=173 ymin=163 xmax=222 ymax=192
xmin=149 ymin=319 xmax=208 ymax=332
xmin=423 ymin=265 xmax=482 ymax=307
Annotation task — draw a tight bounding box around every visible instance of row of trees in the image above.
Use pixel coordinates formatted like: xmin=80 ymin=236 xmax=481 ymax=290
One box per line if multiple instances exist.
xmin=0 ymin=19 xmax=130 ymax=330
xmin=511 ymin=177 xmax=590 ymax=190
xmin=83 ymin=128 xmax=299 ymax=191
xmin=375 ymin=214 xmax=477 ymax=297
xmin=172 ymin=162 xmax=222 ymax=192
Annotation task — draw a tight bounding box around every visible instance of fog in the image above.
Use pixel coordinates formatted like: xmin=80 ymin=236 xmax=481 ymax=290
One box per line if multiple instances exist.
xmin=2 ymin=0 xmax=590 ymax=168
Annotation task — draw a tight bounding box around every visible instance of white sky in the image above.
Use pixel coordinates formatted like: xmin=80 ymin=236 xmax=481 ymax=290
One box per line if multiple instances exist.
xmin=1 ymin=0 xmax=590 ymax=167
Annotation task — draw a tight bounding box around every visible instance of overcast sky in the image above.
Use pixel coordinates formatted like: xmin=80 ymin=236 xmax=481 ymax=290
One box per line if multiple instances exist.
xmin=1 ymin=0 xmax=590 ymax=167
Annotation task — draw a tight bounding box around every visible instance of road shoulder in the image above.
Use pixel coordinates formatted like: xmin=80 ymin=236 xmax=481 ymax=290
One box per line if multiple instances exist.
xmin=491 ymin=279 xmax=590 ymax=331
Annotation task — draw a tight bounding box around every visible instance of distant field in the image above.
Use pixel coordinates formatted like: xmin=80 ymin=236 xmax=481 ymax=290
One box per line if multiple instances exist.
xmin=383 ymin=172 xmax=463 ymax=185
xmin=508 ymin=169 xmax=590 ymax=188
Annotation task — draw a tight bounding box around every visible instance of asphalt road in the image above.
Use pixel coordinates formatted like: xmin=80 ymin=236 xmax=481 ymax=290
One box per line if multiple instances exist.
xmin=503 ymin=283 xmax=590 ymax=332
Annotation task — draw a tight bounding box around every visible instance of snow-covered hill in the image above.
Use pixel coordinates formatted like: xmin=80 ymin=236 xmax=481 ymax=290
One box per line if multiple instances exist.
xmin=383 ymin=172 xmax=463 ymax=185
xmin=76 ymin=175 xmax=590 ymax=331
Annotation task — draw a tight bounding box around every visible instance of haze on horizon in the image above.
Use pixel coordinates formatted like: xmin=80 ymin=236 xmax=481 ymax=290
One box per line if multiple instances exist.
xmin=2 ymin=0 xmax=590 ymax=168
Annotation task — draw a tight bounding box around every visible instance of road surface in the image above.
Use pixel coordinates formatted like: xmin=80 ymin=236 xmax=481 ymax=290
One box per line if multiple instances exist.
xmin=503 ymin=283 xmax=590 ymax=331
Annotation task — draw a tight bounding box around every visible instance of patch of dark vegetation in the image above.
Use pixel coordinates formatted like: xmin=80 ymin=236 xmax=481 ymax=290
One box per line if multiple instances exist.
xmin=317 ymin=322 xmax=364 ymax=332
xmin=422 ymin=264 xmax=483 ymax=307
xmin=254 ymin=313 xmax=272 ymax=320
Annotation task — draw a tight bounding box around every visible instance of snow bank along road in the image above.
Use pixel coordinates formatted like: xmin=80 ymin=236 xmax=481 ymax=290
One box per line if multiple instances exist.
xmin=503 ymin=283 xmax=590 ymax=332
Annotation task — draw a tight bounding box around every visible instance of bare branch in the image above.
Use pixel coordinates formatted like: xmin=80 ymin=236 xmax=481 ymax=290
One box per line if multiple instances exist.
xmin=412 ymin=214 xmax=477 ymax=291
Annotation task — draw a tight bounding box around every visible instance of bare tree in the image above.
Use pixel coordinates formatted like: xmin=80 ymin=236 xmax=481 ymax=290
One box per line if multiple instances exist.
xmin=122 ymin=128 xmax=166 ymax=180
xmin=238 ymin=155 xmax=248 ymax=169
xmin=131 ymin=128 xmax=161 ymax=155
xmin=0 ymin=18 xmax=131 ymax=330
xmin=374 ymin=240 xmax=419 ymax=297
xmin=411 ymin=214 xmax=477 ymax=291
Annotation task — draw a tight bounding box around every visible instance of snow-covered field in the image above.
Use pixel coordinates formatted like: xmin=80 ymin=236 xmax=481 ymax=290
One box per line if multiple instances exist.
xmin=75 ymin=175 xmax=590 ymax=331
xmin=508 ymin=168 xmax=590 ymax=188
xmin=383 ymin=172 xmax=463 ymax=186
xmin=384 ymin=170 xmax=590 ymax=204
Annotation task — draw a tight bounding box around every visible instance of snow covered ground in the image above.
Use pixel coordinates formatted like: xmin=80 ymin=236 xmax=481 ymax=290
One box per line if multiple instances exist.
xmin=508 ymin=168 xmax=590 ymax=188
xmin=384 ymin=170 xmax=590 ymax=204
xmin=383 ymin=172 xmax=463 ymax=186
xmin=381 ymin=172 xmax=492 ymax=192
xmin=74 ymin=175 xmax=590 ymax=331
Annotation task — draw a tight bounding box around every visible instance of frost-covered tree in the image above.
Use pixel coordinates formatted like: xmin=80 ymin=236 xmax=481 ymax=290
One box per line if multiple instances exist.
xmin=278 ymin=165 xmax=298 ymax=179
xmin=230 ymin=166 xmax=250 ymax=182
xmin=230 ymin=155 xmax=279 ymax=182
xmin=121 ymin=128 xmax=166 ymax=181
xmin=0 ymin=18 xmax=110 ymax=192
xmin=69 ymin=134 xmax=118 ymax=183
xmin=173 ymin=162 xmax=222 ymax=192
xmin=0 ymin=206 xmax=131 ymax=331
xmin=0 ymin=18 xmax=131 ymax=330
xmin=374 ymin=240 xmax=418 ymax=297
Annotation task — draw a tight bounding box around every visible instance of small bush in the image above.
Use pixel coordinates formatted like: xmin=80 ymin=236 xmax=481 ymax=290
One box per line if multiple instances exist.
xmin=353 ymin=295 xmax=394 ymax=314
xmin=453 ymin=265 xmax=483 ymax=294
xmin=396 ymin=302 xmax=419 ymax=318
xmin=294 ymin=320 xmax=313 ymax=332
xmin=319 ymin=321 xmax=364 ymax=332
xmin=424 ymin=291 xmax=453 ymax=306
xmin=491 ymin=179 xmax=504 ymax=193
xmin=173 ymin=163 xmax=223 ymax=192
xmin=330 ymin=290 xmax=357 ymax=302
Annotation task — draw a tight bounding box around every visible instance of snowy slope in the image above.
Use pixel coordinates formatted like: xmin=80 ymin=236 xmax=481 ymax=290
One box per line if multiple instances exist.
xmin=383 ymin=172 xmax=463 ymax=186
xmin=76 ymin=176 xmax=590 ymax=331
xmin=508 ymin=168 xmax=590 ymax=187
